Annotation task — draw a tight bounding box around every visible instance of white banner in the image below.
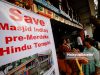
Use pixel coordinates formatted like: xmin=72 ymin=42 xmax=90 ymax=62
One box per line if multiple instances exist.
xmin=0 ymin=1 xmax=59 ymax=75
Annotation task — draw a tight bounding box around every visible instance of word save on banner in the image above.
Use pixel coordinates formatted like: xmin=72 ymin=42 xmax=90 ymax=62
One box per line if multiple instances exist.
xmin=0 ymin=1 xmax=59 ymax=75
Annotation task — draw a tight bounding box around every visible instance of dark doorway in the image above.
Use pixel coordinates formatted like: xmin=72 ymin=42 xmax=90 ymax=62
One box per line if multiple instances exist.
xmin=50 ymin=19 xmax=81 ymax=49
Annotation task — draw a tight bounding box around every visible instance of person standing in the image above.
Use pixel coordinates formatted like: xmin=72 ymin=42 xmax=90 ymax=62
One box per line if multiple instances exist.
xmin=83 ymin=38 xmax=100 ymax=75
xmin=57 ymin=36 xmax=88 ymax=75
xmin=57 ymin=36 xmax=72 ymax=75
xmin=77 ymin=34 xmax=84 ymax=52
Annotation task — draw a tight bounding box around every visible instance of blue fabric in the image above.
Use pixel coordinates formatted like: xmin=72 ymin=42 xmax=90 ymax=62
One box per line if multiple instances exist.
xmin=83 ymin=46 xmax=100 ymax=75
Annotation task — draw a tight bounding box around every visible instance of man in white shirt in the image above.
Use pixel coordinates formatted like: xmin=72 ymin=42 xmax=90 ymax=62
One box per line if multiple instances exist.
xmin=77 ymin=35 xmax=84 ymax=52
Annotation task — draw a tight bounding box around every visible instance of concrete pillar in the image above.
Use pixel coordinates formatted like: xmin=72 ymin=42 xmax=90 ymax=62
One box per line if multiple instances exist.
xmin=84 ymin=24 xmax=93 ymax=38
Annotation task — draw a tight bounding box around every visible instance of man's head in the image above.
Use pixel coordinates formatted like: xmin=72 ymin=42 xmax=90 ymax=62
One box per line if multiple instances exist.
xmin=86 ymin=35 xmax=90 ymax=38
xmin=84 ymin=38 xmax=93 ymax=48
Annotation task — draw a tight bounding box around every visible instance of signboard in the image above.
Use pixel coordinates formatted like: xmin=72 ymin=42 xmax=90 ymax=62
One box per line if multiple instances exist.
xmin=37 ymin=5 xmax=54 ymax=19
xmin=37 ymin=5 xmax=45 ymax=16
xmin=59 ymin=17 xmax=64 ymax=23
xmin=31 ymin=3 xmax=38 ymax=13
xmin=0 ymin=1 xmax=59 ymax=75
xmin=53 ymin=13 xmax=59 ymax=21
xmin=34 ymin=0 xmax=60 ymax=14
xmin=45 ymin=9 xmax=54 ymax=18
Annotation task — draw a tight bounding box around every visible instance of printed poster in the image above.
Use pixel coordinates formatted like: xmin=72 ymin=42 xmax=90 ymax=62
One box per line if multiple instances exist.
xmin=0 ymin=1 xmax=59 ymax=75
